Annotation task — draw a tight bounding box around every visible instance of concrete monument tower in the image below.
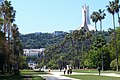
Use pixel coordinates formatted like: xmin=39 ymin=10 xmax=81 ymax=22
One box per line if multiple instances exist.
xmin=78 ymin=5 xmax=95 ymax=31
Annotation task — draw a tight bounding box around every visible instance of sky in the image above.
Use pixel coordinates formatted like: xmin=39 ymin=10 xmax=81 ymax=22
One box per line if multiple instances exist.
xmin=11 ymin=0 xmax=118 ymax=34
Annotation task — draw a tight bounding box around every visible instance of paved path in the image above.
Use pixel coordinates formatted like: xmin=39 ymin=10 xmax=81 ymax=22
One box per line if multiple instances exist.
xmin=38 ymin=70 xmax=120 ymax=80
xmin=39 ymin=70 xmax=79 ymax=80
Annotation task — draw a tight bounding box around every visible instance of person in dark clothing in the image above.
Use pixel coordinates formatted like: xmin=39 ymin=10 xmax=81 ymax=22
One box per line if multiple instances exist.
xmin=69 ymin=67 xmax=72 ymax=74
xmin=97 ymin=67 xmax=101 ymax=75
xmin=63 ymin=68 xmax=66 ymax=74
xmin=60 ymin=67 xmax=62 ymax=72
xmin=67 ymin=68 xmax=69 ymax=74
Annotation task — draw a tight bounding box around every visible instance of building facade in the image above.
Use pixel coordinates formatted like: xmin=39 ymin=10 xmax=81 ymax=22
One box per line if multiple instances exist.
xmin=23 ymin=48 xmax=45 ymax=57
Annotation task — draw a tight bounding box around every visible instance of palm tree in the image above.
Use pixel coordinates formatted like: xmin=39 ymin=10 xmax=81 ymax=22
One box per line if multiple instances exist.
xmin=77 ymin=29 xmax=84 ymax=69
xmin=91 ymin=11 xmax=99 ymax=50
xmin=1 ymin=0 xmax=17 ymax=73
xmin=97 ymin=9 xmax=106 ymax=71
xmin=11 ymin=24 xmax=21 ymax=74
xmin=72 ymin=30 xmax=80 ymax=69
xmin=98 ymin=9 xmax=106 ymax=32
xmin=0 ymin=0 xmax=20 ymax=74
xmin=1 ymin=0 xmax=10 ymax=35
xmin=0 ymin=0 xmax=12 ymax=73
xmin=114 ymin=0 xmax=120 ymax=26
xmin=90 ymin=11 xmax=99 ymax=32
xmin=106 ymin=1 xmax=119 ymax=71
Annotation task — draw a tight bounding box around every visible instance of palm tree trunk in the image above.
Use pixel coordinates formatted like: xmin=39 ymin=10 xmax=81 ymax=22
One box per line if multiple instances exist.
xmin=3 ymin=16 xmax=8 ymax=73
xmin=95 ymin=22 xmax=97 ymax=32
xmin=100 ymin=20 xmax=102 ymax=32
xmin=117 ymin=13 xmax=120 ymax=26
xmin=113 ymin=14 xmax=119 ymax=71
xmin=101 ymin=49 xmax=104 ymax=71
xmin=100 ymin=20 xmax=104 ymax=71
xmin=82 ymin=42 xmax=84 ymax=69
xmin=76 ymin=39 xmax=80 ymax=69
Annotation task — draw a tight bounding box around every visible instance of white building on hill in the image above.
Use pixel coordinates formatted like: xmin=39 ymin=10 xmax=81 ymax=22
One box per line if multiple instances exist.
xmin=53 ymin=31 xmax=64 ymax=36
xmin=23 ymin=48 xmax=45 ymax=57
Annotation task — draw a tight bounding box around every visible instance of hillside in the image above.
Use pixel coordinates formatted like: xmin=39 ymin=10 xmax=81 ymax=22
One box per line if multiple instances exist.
xmin=20 ymin=32 xmax=67 ymax=49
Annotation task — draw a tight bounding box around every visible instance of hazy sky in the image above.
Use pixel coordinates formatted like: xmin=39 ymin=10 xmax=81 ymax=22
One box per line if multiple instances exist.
xmin=11 ymin=0 xmax=118 ymax=34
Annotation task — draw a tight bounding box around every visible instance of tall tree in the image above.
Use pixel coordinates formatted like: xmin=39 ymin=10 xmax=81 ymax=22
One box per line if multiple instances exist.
xmin=106 ymin=1 xmax=119 ymax=71
xmin=98 ymin=9 xmax=106 ymax=32
xmin=0 ymin=0 xmax=22 ymax=74
xmin=72 ymin=30 xmax=80 ymax=69
xmin=90 ymin=11 xmax=99 ymax=32
xmin=114 ymin=0 xmax=120 ymax=26
xmin=97 ymin=9 xmax=106 ymax=70
xmin=11 ymin=24 xmax=21 ymax=71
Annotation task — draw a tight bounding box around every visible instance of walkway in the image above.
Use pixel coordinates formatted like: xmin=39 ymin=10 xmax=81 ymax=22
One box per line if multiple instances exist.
xmin=38 ymin=69 xmax=120 ymax=80
xmin=39 ymin=70 xmax=79 ymax=80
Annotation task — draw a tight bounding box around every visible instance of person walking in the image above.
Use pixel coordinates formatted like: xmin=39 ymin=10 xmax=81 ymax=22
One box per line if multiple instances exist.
xmin=67 ymin=68 xmax=69 ymax=74
xmin=69 ymin=67 xmax=72 ymax=74
xmin=60 ymin=67 xmax=62 ymax=72
xmin=97 ymin=67 xmax=101 ymax=75
xmin=63 ymin=68 xmax=66 ymax=75
xmin=48 ymin=68 xmax=51 ymax=73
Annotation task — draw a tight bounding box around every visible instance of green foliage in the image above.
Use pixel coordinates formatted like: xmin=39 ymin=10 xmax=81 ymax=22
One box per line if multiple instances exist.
xmin=110 ymin=59 xmax=120 ymax=70
xmin=0 ymin=0 xmax=23 ymax=74
xmin=47 ymin=60 xmax=59 ymax=69
xmin=20 ymin=28 xmax=120 ymax=70
xmin=20 ymin=33 xmax=66 ymax=49
xmin=84 ymin=59 xmax=93 ymax=68
xmin=19 ymin=56 xmax=27 ymax=69
xmin=86 ymin=49 xmax=100 ymax=68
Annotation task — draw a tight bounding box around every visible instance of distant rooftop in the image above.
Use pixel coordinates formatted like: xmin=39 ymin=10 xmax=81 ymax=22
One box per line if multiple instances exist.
xmin=53 ymin=31 xmax=64 ymax=36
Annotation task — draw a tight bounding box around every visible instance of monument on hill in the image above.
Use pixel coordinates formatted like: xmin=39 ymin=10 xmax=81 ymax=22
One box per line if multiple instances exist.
xmin=78 ymin=4 xmax=95 ymax=31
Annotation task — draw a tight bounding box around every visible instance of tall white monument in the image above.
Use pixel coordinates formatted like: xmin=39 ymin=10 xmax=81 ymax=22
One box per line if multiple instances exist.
xmin=78 ymin=5 xmax=95 ymax=31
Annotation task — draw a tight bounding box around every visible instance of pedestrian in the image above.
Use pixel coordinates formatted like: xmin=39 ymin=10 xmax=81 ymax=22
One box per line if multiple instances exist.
xmin=63 ymin=68 xmax=66 ymax=74
xmin=67 ymin=68 xmax=69 ymax=74
xmin=48 ymin=68 xmax=51 ymax=73
xmin=69 ymin=67 xmax=72 ymax=74
xmin=97 ymin=67 xmax=101 ymax=75
xmin=60 ymin=67 xmax=62 ymax=72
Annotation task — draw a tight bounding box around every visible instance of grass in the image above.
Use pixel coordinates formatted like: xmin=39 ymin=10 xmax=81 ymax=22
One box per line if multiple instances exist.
xmin=73 ymin=69 xmax=98 ymax=73
xmin=20 ymin=70 xmax=47 ymax=80
xmin=0 ymin=70 xmax=47 ymax=80
xmin=30 ymin=76 xmax=45 ymax=80
xmin=65 ymin=75 xmax=120 ymax=80
xmin=21 ymin=76 xmax=44 ymax=80
xmin=73 ymin=69 xmax=120 ymax=74
xmin=20 ymin=70 xmax=47 ymax=75
xmin=65 ymin=69 xmax=120 ymax=80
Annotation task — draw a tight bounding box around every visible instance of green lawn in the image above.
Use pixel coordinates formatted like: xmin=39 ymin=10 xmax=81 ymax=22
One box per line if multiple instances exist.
xmin=73 ymin=69 xmax=120 ymax=74
xmin=20 ymin=70 xmax=47 ymax=75
xmin=0 ymin=70 xmax=47 ymax=80
xmin=30 ymin=76 xmax=45 ymax=80
xmin=65 ymin=75 xmax=120 ymax=80
xmin=20 ymin=70 xmax=47 ymax=80
xmin=73 ymin=69 xmax=98 ymax=73
xmin=67 ymin=69 xmax=120 ymax=80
